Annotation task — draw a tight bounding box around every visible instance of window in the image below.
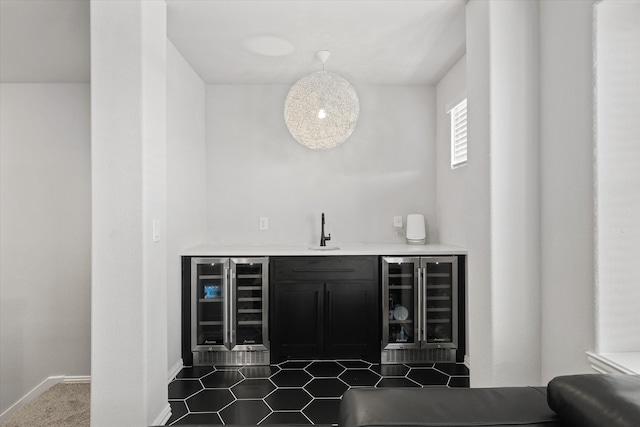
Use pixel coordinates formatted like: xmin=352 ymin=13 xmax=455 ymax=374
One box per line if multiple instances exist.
xmin=449 ymin=98 xmax=467 ymax=168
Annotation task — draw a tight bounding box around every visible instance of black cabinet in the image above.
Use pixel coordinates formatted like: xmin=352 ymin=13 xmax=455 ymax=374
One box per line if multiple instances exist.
xmin=325 ymin=281 xmax=378 ymax=357
xmin=270 ymin=256 xmax=380 ymax=363
xmin=272 ymin=282 xmax=324 ymax=357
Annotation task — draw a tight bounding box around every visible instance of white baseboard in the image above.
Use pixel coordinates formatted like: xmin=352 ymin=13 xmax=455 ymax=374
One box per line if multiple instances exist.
xmin=157 ymin=359 xmax=182 ymax=425
xmin=2 ymin=372 xmax=175 ymax=425
xmin=152 ymin=403 xmax=171 ymax=426
xmin=0 ymin=376 xmax=63 ymax=421
xmin=0 ymin=374 xmax=91 ymax=421
xmin=586 ymin=351 xmax=640 ymax=374
xmin=153 ymin=403 xmax=172 ymax=426
xmin=63 ymin=375 xmax=91 ymax=384
xmin=167 ymin=358 xmax=184 ymax=382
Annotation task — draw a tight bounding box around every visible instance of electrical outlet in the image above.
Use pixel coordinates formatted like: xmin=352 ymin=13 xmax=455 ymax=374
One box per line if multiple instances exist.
xmin=259 ymin=217 xmax=268 ymax=230
xmin=393 ymin=216 xmax=403 ymax=228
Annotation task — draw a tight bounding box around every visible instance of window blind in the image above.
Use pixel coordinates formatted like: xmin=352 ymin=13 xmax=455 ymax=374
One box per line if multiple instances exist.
xmin=450 ymin=98 xmax=467 ymax=168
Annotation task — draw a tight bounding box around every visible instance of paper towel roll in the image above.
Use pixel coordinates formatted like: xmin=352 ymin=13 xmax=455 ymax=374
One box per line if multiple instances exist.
xmin=406 ymin=214 xmax=426 ymax=244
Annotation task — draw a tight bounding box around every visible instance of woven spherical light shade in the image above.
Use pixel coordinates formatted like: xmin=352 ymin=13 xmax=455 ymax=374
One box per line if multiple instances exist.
xmin=284 ymin=70 xmax=359 ymax=150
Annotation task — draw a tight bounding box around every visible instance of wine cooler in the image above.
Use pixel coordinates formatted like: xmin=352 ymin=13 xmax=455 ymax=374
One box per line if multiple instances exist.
xmin=381 ymin=256 xmax=459 ymax=364
xmin=190 ymin=257 xmax=269 ymax=365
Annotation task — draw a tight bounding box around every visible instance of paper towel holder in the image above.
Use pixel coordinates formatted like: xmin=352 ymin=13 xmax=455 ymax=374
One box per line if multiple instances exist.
xmin=406 ymin=214 xmax=426 ymax=245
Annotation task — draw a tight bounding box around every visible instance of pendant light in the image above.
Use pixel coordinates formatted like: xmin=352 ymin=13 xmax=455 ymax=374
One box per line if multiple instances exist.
xmin=284 ymin=50 xmax=360 ymax=150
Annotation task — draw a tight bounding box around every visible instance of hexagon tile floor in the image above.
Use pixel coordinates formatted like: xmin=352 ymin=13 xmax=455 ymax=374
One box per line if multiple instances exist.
xmin=166 ymin=360 xmax=469 ymax=425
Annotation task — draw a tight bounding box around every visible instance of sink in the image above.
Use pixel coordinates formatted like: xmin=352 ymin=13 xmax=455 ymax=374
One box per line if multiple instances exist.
xmin=308 ymin=245 xmax=340 ymax=251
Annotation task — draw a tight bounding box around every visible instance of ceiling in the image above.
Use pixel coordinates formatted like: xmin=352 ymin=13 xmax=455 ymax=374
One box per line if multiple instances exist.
xmin=0 ymin=0 xmax=466 ymax=86
xmin=166 ymin=0 xmax=466 ymax=85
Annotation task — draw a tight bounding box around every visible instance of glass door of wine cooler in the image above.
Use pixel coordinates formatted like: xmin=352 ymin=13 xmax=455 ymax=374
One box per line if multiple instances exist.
xmin=382 ymin=256 xmax=459 ymax=353
xmin=191 ymin=258 xmax=230 ymax=351
xmin=382 ymin=257 xmax=420 ymax=350
xmin=421 ymin=257 xmax=458 ymax=349
xmin=230 ymin=258 xmax=269 ymax=351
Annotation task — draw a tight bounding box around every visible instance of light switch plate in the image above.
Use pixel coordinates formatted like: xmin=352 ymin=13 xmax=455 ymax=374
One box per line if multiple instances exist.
xmin=393 ymin=216 xmax=403 ymax=228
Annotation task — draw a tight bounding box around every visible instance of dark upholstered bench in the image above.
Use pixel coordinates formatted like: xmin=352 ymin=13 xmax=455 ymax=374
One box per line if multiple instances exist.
xmin=340 ymin=386 xmax=564 ymax=427
xmin=339 ymin=374 xmax=640 ymax=427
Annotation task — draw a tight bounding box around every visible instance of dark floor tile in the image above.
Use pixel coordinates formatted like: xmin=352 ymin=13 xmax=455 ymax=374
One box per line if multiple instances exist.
xmin=377 ymin=377 xmax=421 ymax=388
xmin=260 ymin=411 xmax=312 ymax=425
xmin=372 ymin=364 xmax=410 ymax=377
xmin=171 ymin=412 xmax=223 ymax=425
xmin=279 ymin=360 xmax=311 ymax=369
xmin=265 ymin=388 xmax=313 ymax=411
xmin=241 ymin=365 xmax=280 ymax=378
xmin=405 ymin=362 xmax=435 ymax=368
xmin=216 ymin=366 xmax=242 ymax=371
xmin=339 ymin=369 xmax=381 ymax=387
xmin=271 ymin=369 xmax=313 ymax=387
xmin=306 ymin=361 xmax=346 ymax=377
xmin=305 ymin=378 xmax=349 ymax=398
xmin=185 ymin=389 xmax=235 ymax=412
xmin=303 ymin=398 xmax=341 ymax=425
xmin=168 ymin=359 xmax=469 ymax=425
xmin=175 ymin=365 xmax=215 ymax=379
xmin=168 ymin=379 xmax=203 ymax=399
xmin=448 ymin=376 xmax=470 ymax=388
xmin=201 ymin=370 xmax=244 ymax=388
xmin=231 ymin=378 xmax=276 ymax=399
xmin=338 ymin=360 xmax=371 ymax=369
xmin=407 ymin=368 xmax=449 ymax=386
xmin=219 ymin=399 xmax=271 ymax=424
xmin=435 ymin=362 xmax=469 ymax=376
xmin=166 ymin=400 xmax=188 ymax=424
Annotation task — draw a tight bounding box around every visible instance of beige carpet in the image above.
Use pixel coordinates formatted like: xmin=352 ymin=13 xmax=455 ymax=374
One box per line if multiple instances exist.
xmin=0 ymin=383 xmax=90 ymax=427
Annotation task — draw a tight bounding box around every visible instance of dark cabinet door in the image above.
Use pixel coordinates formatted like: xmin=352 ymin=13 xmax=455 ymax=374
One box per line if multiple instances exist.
xmin=270 ymin=256 xmax=380 ymax=363
xmin=325 ymin=281 xmax=378 ymax=359
xmin=271 ymin=282 xmax=324 ymax=360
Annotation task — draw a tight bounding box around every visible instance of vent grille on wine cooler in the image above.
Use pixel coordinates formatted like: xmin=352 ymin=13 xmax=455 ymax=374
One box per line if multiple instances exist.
xmin=194 ymin=349 xmax=270 ymax=366
xmin=382 ymin=348 xmax=456 ymax=364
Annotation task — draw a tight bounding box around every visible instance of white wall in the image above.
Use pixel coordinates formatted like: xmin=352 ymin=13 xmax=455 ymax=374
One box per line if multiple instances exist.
xmin=166 ymin=40 xmax=207 ymax=371
xmin=205 ymin=85 xmax=437 ymax=245
xmin=436 ymin=55 xmax=467 ymax=248
xmin=466 ymin=0 xmax=599 ymax=386
xmin=465 ymin=0 xmax=493 ymax=387
xmin=466 ymin=0 xmax=542 ymax=387
xmin=540 ymin=0 xmax=595 ymax=381
xmin=490 ymin=0 xmax=541 ymax=387
xmin=594 ymin=0 xmax=640 ymax=353
xmin=0 ymin=84 xmax=91 ymax=416
xmin=91 ymin=1 xmax=169 ymax=425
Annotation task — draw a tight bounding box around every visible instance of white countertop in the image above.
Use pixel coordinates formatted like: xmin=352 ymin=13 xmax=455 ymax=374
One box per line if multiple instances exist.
xmin=182 ymin=243 xmax=466 ymax=257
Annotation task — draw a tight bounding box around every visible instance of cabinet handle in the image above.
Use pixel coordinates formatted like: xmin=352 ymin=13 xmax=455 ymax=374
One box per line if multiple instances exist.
xmin=317 ymin=290 xmax=324 ymax=346
xmin=420 ymin=267 xmax=427 ymax=342
xmin=292 ymin=268 xmax=355 ymax=273
xmin=225 ymin=267 xmax=232 ymax=348
xmin=327 ymin=289 xmax=332 ymax=328
xmin=417 ymin=267 xmax=422 ymax=344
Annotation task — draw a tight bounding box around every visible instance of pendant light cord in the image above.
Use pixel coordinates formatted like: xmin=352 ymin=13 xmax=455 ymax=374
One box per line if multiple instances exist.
xmin=316 ymin=50 xmax=331 ymax=72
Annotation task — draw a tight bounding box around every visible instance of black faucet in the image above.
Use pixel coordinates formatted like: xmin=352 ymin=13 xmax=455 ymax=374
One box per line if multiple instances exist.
xmin=320 ymin=213 xmax=331 ymax=246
